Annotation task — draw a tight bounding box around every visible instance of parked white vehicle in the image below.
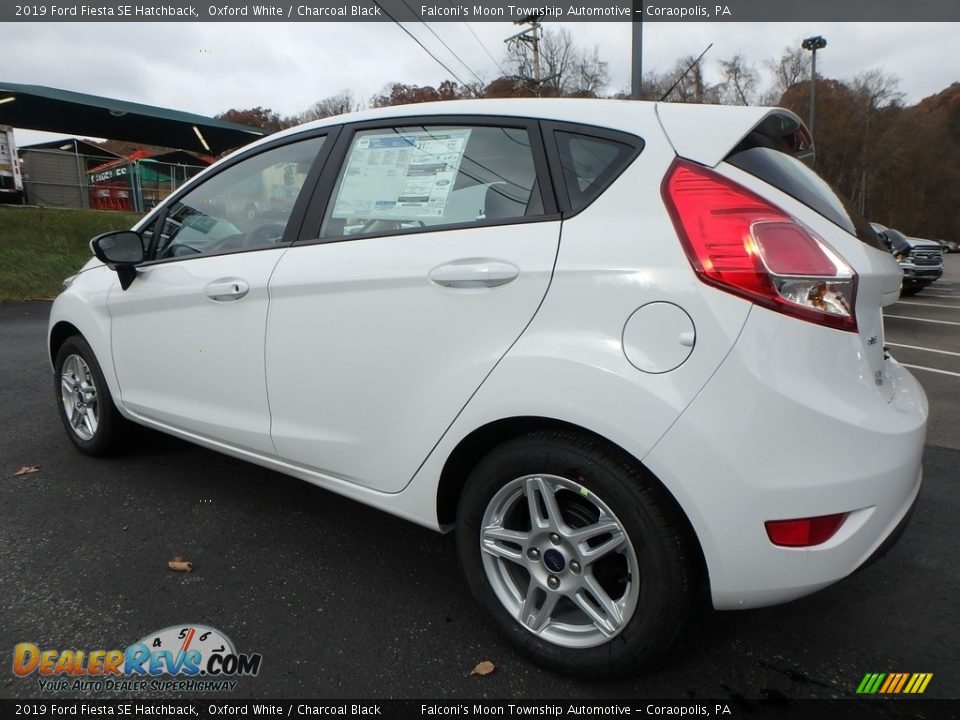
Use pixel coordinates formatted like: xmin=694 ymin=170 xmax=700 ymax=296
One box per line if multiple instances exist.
xmin=0 ymin=124 xmax=24 ymax=203
xmin=49 ymin=99 xmax=927 ymax=676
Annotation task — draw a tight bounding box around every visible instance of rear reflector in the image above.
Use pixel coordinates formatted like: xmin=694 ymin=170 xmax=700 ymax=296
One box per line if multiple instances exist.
xmin=765 ymin=513 xmax=849 ymax=547
xmin=662 ymin=159 xmax=858 ymax=332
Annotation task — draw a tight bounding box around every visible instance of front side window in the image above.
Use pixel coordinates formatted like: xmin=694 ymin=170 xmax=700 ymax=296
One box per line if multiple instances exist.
xmin=320 ymin=125 xmax=542 ymax=239
xmin=153 ymin=136 xmax=326 ymax=260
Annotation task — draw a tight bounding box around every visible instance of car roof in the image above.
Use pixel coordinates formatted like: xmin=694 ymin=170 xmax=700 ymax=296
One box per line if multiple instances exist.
xmin=219 ymin=98 xmax=803 ymax=172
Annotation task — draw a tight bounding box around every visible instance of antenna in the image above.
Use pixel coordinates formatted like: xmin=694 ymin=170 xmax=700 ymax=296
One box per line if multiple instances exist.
xmin=659 ymin=43 xmax=714 ymax=102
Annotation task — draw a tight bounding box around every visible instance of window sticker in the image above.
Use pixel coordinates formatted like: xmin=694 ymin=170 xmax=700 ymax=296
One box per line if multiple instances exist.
xmin=331 ymin=129 xmax=472 ymax=220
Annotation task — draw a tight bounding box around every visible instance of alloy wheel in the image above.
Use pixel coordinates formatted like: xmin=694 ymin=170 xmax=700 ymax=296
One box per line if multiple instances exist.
xmin=60 ymin=353 xmax=100 ymax=441
xmin=479 ymin=474 xmax=640 ymax=648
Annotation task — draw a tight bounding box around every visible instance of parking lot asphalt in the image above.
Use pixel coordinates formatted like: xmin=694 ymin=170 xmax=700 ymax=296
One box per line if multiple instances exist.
xmin=884 ymin=255 xmax=960 ymax=451
xmin=1 ymin=258 xmax=958 ymax=702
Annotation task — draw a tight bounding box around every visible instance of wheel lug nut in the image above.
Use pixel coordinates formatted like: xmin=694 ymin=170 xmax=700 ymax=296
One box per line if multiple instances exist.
xmin=547 ymin=575 xmax=560 ymax=590
xmin=549 ymin=533 xmax=561 ymax=545
xmin=527 ymin=548 xmax=540 ymax=561
xmin=570 ymin=561 xmax=581 ymax=574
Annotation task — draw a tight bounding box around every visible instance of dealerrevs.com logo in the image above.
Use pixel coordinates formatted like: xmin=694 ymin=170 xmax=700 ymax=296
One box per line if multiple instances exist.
xmin=13 ymin=624 xmax=262 ymax=693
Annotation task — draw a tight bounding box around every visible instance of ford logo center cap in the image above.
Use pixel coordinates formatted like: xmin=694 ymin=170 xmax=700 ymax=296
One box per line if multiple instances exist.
xmin=543 ymin=549 xmax=565 ymax=573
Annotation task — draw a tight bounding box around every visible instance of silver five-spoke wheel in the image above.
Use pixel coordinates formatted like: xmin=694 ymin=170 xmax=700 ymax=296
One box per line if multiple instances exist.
xmin=480 ymin=473 xmax=640 ymax=648
xmin=60 ymin=353 xmax=100 ymax=441
xmin=458 ymin=432 xmax=692 ymax=676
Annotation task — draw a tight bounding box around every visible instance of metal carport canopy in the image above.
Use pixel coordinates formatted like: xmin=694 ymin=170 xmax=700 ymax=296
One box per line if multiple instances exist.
xmin=0 ymin=82 xmax=266 ymax=155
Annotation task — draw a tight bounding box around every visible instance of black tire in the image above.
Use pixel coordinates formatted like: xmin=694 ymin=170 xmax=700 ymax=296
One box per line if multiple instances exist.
xmin=54 ymin=335 xmax=127 ymax=456
xmin=900 ymin=285 xmax=923 ymax=297
xmin=455 ymin=430 xmax=693 ymax=678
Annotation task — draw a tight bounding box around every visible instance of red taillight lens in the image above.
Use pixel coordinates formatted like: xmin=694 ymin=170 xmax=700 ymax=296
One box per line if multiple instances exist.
xmin=662 ymin=159 xmax=858 ymax=332
xmin=765 ymin=513 xmax=849 ymax=547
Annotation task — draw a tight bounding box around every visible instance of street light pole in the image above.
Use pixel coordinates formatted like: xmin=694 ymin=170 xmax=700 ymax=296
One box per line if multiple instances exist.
xmin=631 ymin=3 xmax=643 ymax=100
xmin=801 ymin=35 xmax=827 ymax=143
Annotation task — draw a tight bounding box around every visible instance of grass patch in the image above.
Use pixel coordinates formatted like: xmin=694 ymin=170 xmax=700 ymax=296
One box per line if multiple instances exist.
xmin=0 ymin=206 xmax=142 ymax=301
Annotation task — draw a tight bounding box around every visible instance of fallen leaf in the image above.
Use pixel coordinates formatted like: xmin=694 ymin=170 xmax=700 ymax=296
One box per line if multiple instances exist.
xmin=470 ymin=660 xmax=495 ymax=676
xmin=14 ymin=466 xmax=40 ymax=476
xmin=168 ymin=556 xmax=193 ymax=573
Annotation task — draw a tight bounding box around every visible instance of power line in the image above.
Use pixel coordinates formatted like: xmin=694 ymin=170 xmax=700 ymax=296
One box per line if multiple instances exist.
xmin=370 ymin=0 xmax=471 ymax=88
xmin=459 ymin=17 xmax=508 ymax=77
xmin=395 ymin=0 xmax=486 ymax=87
xmin=435 ymin=0 xmax=506 ymax=78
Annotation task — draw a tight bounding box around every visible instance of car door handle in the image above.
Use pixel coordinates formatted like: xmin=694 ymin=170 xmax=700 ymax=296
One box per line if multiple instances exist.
xmin=429 ymin=259 xmax=520 ymax=289
xmin=204 ymin=279 xmax=249 ymax=301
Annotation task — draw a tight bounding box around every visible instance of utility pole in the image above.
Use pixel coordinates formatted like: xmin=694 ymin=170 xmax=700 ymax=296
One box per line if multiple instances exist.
xmin=505 ymin=14 xmax=543 ymax=96
xmin=631 ymin=2 xmax=643 ymax=99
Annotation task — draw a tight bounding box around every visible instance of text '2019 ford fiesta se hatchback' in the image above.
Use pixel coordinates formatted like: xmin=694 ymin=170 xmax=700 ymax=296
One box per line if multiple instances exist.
xmin=50 ymin=99 xmax=926 ymax=677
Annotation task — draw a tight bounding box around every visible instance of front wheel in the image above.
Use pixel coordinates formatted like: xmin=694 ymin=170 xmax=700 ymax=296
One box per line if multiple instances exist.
xmin=456 ymin=431 xmax=694 ymax=677
xmin=54 ymin=335 xmax=127 ymax=456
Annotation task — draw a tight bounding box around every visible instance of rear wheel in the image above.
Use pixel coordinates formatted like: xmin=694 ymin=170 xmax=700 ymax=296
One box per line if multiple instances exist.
xmin=54 ymin=335 xmax=127 ymax=456
xmin=456 ymin=431 xmax=693 ymax=677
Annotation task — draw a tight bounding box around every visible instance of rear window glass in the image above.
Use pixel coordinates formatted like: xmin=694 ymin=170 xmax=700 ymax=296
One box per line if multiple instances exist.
xmin=555 ymin=131 xmax=638 ymax=214
xmin=726 ymin=146 xmax=884 ymax=251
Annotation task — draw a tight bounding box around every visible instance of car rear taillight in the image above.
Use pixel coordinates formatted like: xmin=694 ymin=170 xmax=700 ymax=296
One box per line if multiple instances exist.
xmin=765 ymin=513 xmax=849 ymax=547
xmin=662 ymin=159 xmax=858 ymax=332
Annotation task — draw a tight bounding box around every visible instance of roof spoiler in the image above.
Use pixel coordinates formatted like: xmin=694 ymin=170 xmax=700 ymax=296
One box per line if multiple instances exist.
xmin=655 ymin=104 xmax=813 ymax=168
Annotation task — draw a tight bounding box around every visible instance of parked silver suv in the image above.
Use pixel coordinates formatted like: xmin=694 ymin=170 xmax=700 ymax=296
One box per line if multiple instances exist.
xmin=871 ymin=222 xmax=943 ymax=295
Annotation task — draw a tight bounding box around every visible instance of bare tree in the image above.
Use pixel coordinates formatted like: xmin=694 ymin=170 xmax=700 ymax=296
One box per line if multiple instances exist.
xmin=215 ymin=106 xmax=291 ymax=133
xmin=370 ymin=80 xmax=470 ymax=108
xmin=299 ymin=90 xmax=358 ymax=122
xmin=851 ymin=69 xmax=904 ymax=109
xmin=763 ymin=46 xmax=812 ymax=103
xmin=718 ymin=54 xmax=759 ymax=105
xmin=569 ymin=44 xmax=609 ymax=97
xmin=505 ymin=27 xmax=609 ymax=97
xmin=659 ymin=55 xmax=719 ymax=103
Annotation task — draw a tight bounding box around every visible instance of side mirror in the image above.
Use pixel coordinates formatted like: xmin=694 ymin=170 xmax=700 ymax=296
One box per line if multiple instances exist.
xmin=90 ymin=231 xmax=145 ymax=290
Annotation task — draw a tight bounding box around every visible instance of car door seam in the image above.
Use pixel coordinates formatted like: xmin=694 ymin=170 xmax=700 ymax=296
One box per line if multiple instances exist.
xmin=397 ymin=221 xmax=566 ymax=494
xmin=263 ymin=245 xmax=294 ymax=458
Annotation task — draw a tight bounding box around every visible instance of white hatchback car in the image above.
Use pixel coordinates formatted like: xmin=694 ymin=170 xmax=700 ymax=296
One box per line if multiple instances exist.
xmin=50 ymin=99 xmax=926 ymax=676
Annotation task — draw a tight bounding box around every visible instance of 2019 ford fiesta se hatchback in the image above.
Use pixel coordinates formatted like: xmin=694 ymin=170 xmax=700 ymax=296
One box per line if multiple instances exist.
xmin=49 ymin=100 xmax=926 ymax=677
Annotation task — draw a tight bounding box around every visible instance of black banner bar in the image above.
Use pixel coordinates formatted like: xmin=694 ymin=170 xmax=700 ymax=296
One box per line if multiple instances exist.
xmin=3 ymin=0 xmax=960 ymax=23
xmin=0 ymin=699 xmax=954 ymax=720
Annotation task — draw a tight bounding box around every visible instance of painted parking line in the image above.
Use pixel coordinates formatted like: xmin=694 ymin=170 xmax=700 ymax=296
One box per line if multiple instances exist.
xmin=896 ymin=301 xmax=960 ymax=310
xmin=901 ymin=363 xmax=960 ymax=379
xmin=887 ymin=342 xmax=960 ymax=358
xmin=916 ymin=293 xmax=960 ymax=299
xmin=883 ymin=315 xmax=960 ymax=327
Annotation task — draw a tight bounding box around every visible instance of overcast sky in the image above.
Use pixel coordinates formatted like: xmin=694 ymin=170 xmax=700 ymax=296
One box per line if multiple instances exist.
xmin=3 ymin=21 xmax=957 ymax=147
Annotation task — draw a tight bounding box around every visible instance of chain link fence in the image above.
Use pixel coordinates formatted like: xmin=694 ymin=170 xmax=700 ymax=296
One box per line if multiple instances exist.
xmin=20 ymin=148 xmax=207 ymax=212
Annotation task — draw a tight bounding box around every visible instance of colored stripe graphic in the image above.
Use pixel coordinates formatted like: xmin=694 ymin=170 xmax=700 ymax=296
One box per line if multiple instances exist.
xmin=892 ymin=673 xmax=910 ymax=693
xmin=879 ymin=674 xmax=895 ymax=693
xmin=857 ymin=673 xmax=932 ymax=694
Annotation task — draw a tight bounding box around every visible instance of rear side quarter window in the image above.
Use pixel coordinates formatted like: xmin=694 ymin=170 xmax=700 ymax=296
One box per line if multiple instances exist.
xmin=551 ymin=128 xmax=642 ymax=215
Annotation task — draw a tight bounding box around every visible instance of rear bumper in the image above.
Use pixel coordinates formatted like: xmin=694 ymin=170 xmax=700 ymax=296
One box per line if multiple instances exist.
xmin=855 ymin=483 xmax=918 ymax=573
xmin=644 ymin=307 xmax=927 ymax=610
